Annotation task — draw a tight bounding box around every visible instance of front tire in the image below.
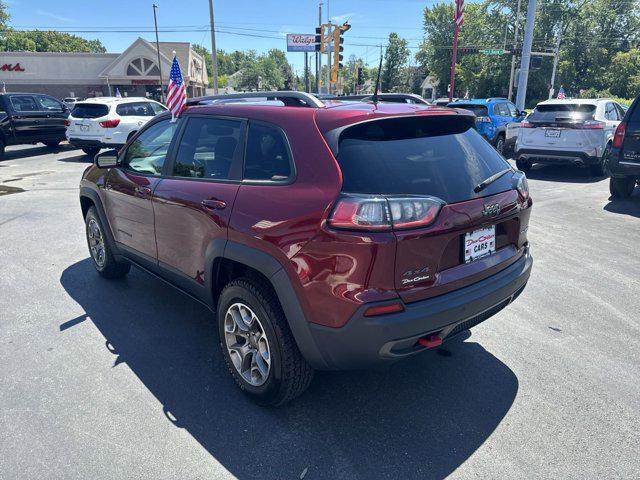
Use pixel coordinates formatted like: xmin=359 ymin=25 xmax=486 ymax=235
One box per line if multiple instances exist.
xmin=609 ymin=177 xmax=636 ymax=198
xmin=82 ymin=147 xmax=100 ymax=156
xmin=85 ymin=206 xmax=130 ymax=279
xmin=516 ymin=157 xmax=532 ymax=172
xmin=217 ymin=278 xmax=313 ymax=406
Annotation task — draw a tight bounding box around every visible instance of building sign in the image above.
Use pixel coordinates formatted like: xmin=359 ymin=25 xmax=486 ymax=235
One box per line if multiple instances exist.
xmin=1 ymin=63 xmax=25 ymax=72
xmin=131 ymin=79 xmax=159 ymax=85
xmin=286 ymin=34 xmax=316 ymax=52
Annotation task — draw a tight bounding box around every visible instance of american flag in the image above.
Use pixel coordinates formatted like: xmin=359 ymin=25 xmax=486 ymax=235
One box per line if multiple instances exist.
xmin=455 ymin=0 xmax=465 ymax=26
xmin=166 ymin=53 xmax=187 ymax=117
xmin=557 ymin=85 xmax=566 ymax=99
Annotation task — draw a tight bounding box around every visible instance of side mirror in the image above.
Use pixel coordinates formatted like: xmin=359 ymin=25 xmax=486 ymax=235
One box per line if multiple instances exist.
xmin=95 ymin=149 xmax=119 ymax=168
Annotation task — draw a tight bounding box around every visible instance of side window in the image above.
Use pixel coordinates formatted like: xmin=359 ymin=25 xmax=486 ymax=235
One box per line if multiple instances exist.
xmin=614 ymin=103 xmax=626 ymax=120
xmin=604 ymin=102 xmax=618 ymax=121
xmin=122 ymin=119 xmax=177 ymax=175
xmin=506 ymin=102 xmax=518 ymax=117
xmin=172 ymin=117 xmax=242 ymax=179
xmin=150 ymin=102 xmax=167 ymax=115
xmin=36 ymin=95 xmax=64 ymax=112
xmin=117 ymin=102 xmax=155 ymax=117
xmin=244 ymin=122 xmax=292 ymax=181
xmin=495 ymin=103 xmax=510 ymax=116
xmin=10 ymin=95 xmax=39 ymax=112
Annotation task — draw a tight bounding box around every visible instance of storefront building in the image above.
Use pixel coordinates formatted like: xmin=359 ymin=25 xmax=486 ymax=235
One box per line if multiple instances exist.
xmin=0 ymin=38 xmax=208 ymax=100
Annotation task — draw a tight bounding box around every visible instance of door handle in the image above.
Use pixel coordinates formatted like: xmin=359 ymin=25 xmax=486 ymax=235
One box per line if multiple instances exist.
xmin=134 ymin=186 xmax=153 ymax=196
xmin=201 ymin=199 xmax=226 ymax=210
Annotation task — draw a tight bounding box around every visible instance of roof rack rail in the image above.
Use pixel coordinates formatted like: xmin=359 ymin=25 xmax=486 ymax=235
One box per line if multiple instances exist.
xmin=486 ymin=97 xmax=509 ymax=102
xmin=186 ymin=91 xmax=325 ymax=108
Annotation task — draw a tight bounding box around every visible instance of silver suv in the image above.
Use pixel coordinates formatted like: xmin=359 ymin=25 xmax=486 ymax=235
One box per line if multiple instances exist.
xmin=515 ymin=98 xmax=625 ymax=175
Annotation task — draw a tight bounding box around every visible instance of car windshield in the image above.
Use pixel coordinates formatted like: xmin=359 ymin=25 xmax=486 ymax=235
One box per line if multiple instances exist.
xmin=336 ymin=116 xmax=512 ymax=204
xmin=452 ymin=104 xmax=489 ymax=117
xmin=528 ymin=103 xmax=596 ymax=122
xmin=71 ymin=103 xmax=109 ymax=119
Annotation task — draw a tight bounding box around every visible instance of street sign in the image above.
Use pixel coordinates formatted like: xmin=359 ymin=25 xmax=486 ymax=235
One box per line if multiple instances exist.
xmin=480 ymin=49 xmax=508 ymax=55
xmin=286 ymin=34 xmax=317 ymax=52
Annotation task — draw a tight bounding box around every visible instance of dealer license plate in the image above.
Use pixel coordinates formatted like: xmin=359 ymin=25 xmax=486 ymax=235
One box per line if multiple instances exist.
xmin=464 ymin=226 xmax=496 ymax=263
xmin=545 ymin=129 xmax=561 ymax=138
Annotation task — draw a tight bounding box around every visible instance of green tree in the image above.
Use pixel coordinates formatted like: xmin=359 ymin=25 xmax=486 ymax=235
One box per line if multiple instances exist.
xmin=0 ymin=30 xmax=105 ymax=53
xmin=607 ymin=49 xmax=640 ymax=99
xmin=381 ymin=33 xmax=409 ymax=92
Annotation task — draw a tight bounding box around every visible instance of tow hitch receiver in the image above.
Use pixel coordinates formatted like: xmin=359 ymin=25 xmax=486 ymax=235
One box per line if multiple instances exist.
xmin=418 ymin=334 xmax=443 ymax=349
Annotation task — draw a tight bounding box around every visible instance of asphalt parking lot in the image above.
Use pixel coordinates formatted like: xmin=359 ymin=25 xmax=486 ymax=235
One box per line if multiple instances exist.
xmin=1 ymin=144 xmax=639 ymax=480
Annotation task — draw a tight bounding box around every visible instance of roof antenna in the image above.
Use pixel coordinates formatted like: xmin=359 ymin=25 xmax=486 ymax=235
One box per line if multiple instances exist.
xmin=371 ymin=45 xmax=383 ymax=104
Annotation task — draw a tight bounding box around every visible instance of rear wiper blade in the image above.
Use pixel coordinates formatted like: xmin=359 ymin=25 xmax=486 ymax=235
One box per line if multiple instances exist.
xmin=474 ymin=168 xmax=513 ymax=194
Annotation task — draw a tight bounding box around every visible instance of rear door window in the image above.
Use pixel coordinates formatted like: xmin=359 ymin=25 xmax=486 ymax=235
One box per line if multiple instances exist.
xmin=604 ymin=102 xmax=619 ymax=121
xmin=116 ymin=102 xmax=155 ymax=117
xmin=336 ymin=116 xmax=512 ymax=204
xmin=244 ymin=122 xmax=292 ymax=181
xmin=9 ymin=95 xmax=39 ymax=112
xmin=453 ymin=104 xmax=489 ymax=117
xmin=172 ymin=117 xmax=242 ymax=179
xmin=72 ymin=103 xmax=110 ymax=118
xmin=528 ymin=103 xmax=596 ymax=123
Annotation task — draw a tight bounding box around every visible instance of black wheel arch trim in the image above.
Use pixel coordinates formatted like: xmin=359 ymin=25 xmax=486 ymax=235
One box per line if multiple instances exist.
xmin=207 ymin=239 xmax=329 ymax=369
xmin=79 ymin=187 xmax=122 ymax=259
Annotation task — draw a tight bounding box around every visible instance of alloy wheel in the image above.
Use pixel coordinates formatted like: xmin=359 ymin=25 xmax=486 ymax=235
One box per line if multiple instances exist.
xmin=224 ymin=302 xmax=271 ymax=387
xmin=87 ymin=218 xmax=106 ymax=268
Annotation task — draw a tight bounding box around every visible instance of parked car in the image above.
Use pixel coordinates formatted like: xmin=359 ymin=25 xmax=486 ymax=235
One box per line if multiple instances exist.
xmin=63 ymin=97 xmax=82 ymax=109
xmin=515 ymin=98 xmax=625 ymax=175
xmin=338 ymin=93 xmax=431 ymax=105
xmin=434 ymin=97 xmax=458 ymax=106
xmin=448 ymin=98 xmax=525 ymax=155
xmin=66 ymin=97 xmax=167 ymax=156
xmin=0 ymin=92 xmax=69 ymax=158
xmin=80 ymin=91 xmax=533 ymax=405
xmin=607 ymin=94 xmax=640 ymax=197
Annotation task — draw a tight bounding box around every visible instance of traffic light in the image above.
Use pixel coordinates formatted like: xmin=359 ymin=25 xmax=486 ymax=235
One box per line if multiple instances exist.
xmin=331 ymin=22 xmax=350 ymax=83
xmin=356 ymin=66 xmax=363 ymax=86
xmin=316 ymin=25 xmax=324 ymax=52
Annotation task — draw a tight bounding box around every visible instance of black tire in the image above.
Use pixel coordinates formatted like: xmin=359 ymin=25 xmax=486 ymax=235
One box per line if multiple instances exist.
xmin=85 ymin=206 xmax=130 ymax=279
xmin=589 ymin=143 xmax=610 ymax=177
xmin=494 ymin=134 xmax=505 ymax=156
xmin=217 ymin=278 xmax=314 ymax=406
xmin=43 ymin=140 xmax=60 ymax=148
xmin=609 ymin=176 xmax=636 ymax=198
xmin=516 ymin=157 xmax=532 ymax=172
xmin=82 ymin=147 xmax=100 ymax=156
xmin=0 ymin=138 xmax=4 ymax=160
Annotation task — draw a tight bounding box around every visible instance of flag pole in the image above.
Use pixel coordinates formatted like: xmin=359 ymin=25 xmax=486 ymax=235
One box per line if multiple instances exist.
xmin=449 ymin=8 xmax=459 ymax=102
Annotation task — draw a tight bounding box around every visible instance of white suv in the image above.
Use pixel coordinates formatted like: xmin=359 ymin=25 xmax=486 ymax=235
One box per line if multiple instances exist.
xmin=515 ymin=98 xmax=625 ymax=175
xmin=66 ymin=97 xmax=167 ymax=155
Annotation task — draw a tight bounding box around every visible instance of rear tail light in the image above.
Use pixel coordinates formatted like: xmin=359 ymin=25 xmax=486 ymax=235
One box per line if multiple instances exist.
xmin=573 ymin=120 xmax=604 ymax=129
xmin=364 ymin=302 xmax=404 ymax=317
xmin=99 ymin=119 xmax=120 ymax=128
xmin=513 ymin=172 xmax=529 ymax=200
xmin=519 ymin=120 xmax=534 ymax=128
xmin=328 ymin=194 xmax=445 ymax=231
xmin=612 ymin=122 xmax=626 ymax=148
xmin=64 ymin=119 xmax=70 ymax=126
xmin=476 ymin=116 xmax=492 ymax=123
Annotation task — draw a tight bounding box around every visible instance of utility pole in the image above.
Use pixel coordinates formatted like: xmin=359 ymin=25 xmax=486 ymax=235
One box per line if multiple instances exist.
xmin=515 ymin=0 xmax=537 ymax=111
xmin=208 ymin=0 xmax=219 ymax=94
xmin=548 ymin=25 xmax=562 ymax=99
xmin=152 ymin=4 xmax=164 ymax=101
xmin=317 ymin=2 xmax=322 ymax=93
xmin=304 ymin=52 xmax=310 ymax=93
xmin=507 ymin=0 xmax=522 ymax=101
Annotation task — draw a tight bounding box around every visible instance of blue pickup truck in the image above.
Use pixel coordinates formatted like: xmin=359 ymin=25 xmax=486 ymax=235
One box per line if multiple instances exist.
xmin=448 ymin=98 xmax=526 ymax=155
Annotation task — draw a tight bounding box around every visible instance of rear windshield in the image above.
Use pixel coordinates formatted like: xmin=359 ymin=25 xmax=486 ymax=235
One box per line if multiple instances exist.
xmin=528 ymin=103 xmax=596 ymax=122
xmin=71 ymin=103 xmax=109 ymax=118
xmin=337 ymin=116 xmax=512 ymax=204
xmin=452 ymin=104 xmax=489 ymax=117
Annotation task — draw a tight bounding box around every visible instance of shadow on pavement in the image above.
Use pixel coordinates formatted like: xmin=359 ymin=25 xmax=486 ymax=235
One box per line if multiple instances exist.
xmin=60 ymin=259 xmax=518 ymax=480
xmin=1 ymin=144 xmax=78 ymax=161
xmin=517 ymin=163 xmax=605 ymax=184
xmin=604 ymin=188 xmax=640 ymax=218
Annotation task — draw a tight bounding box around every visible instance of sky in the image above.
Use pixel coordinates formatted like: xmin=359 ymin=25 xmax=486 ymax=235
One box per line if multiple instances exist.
xmin=3 ymin=0 xmax=447 ymax=73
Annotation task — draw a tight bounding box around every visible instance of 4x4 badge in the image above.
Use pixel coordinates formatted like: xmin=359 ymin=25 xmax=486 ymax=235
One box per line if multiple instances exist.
xmin=482 ymin=203 xmax=501 ymax=217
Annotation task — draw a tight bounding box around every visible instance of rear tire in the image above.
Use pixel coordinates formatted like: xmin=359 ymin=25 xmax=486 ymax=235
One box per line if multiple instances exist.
xmin=609 ymin=177 xmax=636 ymax=198
xmin=589 ymin=143 xmax=610 ymax=177
xmin=82 ymin=147 xmax=100 ymax=156
xmin=217 ymin=277 xmax=314 ymax=406
xmin=0 ymin=139 xmax=4 ymax=160
xmin=85 ymin=206 xmax=130 ymax=279
xmin=494 ymin=134 xmax=505 ymax=156
xmin=43 ymin=140 xmax=60 ymax=148
xmin=516 ymin=157 xmax=532 ymax=172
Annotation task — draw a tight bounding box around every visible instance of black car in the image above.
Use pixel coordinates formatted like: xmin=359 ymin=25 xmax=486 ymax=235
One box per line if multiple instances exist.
xmin=0 ymin=92 xmax=69 ymax=159
xmin=608 ymin=95 xmax=640 ymax=197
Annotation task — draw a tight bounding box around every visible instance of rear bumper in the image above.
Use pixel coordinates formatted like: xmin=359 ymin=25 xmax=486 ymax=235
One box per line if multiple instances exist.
xmin=608 ymin=149 xmax=640 ymax=178
xmin=515 ymin=148 xmax=599 ymax=165
xmin=306 ymin=248 xmax=533 ymax=370
xmin=68 ymin=138 xmax=124 ymax=149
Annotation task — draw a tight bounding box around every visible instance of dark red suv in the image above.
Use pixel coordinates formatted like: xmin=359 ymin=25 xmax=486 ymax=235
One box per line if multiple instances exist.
xmin=79 ymin=92 xmax=533 ymax=405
